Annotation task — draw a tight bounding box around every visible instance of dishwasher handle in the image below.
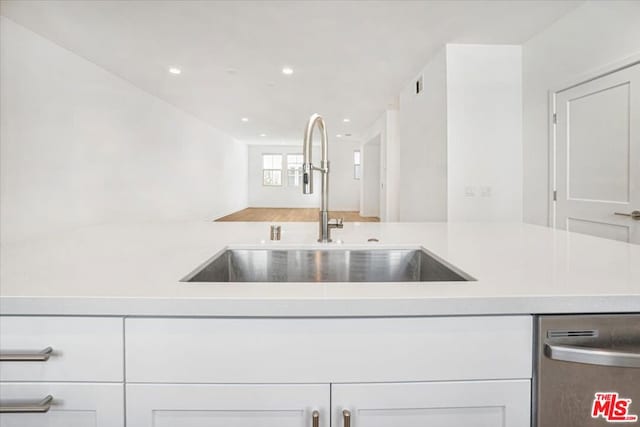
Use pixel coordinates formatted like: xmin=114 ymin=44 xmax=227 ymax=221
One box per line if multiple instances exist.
xmin=544 ymin=343 xmax=640 ymax=368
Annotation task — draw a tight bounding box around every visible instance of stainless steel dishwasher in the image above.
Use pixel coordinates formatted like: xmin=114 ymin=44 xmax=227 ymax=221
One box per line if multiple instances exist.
xmin=535 ymin=314 xmax=640 ymax=426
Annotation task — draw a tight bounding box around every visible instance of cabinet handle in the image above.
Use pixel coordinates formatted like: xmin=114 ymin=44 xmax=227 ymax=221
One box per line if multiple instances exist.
xmin=0 ymin=346 xmax=53 ymax=362
xmin=343 ymin=409 xmax=351 ymax=427
xmin=0 ymin=395 xmax=53 ymax=413
xmin=312 ymin=409 xmax=320 ymax=427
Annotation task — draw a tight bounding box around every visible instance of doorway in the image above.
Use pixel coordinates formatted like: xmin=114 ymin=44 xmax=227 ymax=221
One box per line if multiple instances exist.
xmin=553 ymin=62 xmax=639 ymax=243
xmin=361 ymin=135 xmax=381 ymax=218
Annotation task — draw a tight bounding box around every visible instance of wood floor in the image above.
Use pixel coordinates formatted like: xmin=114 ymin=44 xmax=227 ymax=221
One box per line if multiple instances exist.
xmin=216 ymin=208 xmax=380 ymax=222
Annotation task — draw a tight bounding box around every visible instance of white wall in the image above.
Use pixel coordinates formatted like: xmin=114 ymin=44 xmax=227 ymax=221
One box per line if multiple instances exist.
xmin=248 ymin=142 xmax=360 ymax=210
xmin=372 ymin=45 xmax=522 ymax=223
xmin=397 ymin=48 xmax=448 ymax=222
xmin=0 ymin=17 xmax=248 ymax=243
xmin=522 ymin=1 xmax=640 ymax=225
xmin=248 ymin=145 xmax=320 ymax=208
xmin=447 ymin=44 xmax=522 ymax=222
xmin=328 ymin=140 xmax=362 ymax=211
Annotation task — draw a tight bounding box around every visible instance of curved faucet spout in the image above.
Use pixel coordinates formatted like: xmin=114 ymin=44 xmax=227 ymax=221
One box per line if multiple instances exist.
xmin=302 ymin=113 xmax=328 ymax=196
xmin=301 ymin=113 xmax=342 ymax=242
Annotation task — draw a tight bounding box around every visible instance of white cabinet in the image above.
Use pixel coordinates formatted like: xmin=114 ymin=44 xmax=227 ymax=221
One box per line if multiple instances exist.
xmin=0 ymin=383 xmax=124 ymax=427
xmin=124 ymin=316 xmax=532 ymax=425
xmin=125 ymin=381 xmax=530 ymax=427
xmin=0 ymin=316 xmax=123 ymax=381
xmin=126 ymin=384 xmax=330 ymax=427
xmin=332 ymin=380 xmax=531 ymax=427
xmin=0 ymin=316 xmax=124 ymax=426
xmin=126 ymin=316 xmax=532 ymax=383
xmin=0 ymin=315 xmax=533 ymax=426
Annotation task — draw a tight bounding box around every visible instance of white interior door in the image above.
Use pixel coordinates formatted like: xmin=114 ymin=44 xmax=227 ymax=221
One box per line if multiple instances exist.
xmin=555 ymin=63 xmax=640 ymax=243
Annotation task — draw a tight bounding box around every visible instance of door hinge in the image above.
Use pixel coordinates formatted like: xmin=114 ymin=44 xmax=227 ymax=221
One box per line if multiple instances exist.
xmin=553 ymin=190 xmax=557 ymax=201
xmin=553 ymin=113 xmax=557 ymax=125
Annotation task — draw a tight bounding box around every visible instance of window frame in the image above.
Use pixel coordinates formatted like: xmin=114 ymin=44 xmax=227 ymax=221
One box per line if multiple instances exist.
xmin=353 ymin=149 xmax=361 ymax=180
xmin=262 ymin=153 xmax=283 ymax=187
xmin=286 ymin=153 xmax=304 ymax=188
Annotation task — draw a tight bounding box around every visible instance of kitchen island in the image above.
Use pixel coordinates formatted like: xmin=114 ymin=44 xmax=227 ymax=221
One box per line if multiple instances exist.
xmin=1 ymin=221 xmax=638 ymax=427
xmin=1 ymin=221 xmax=638 ymax=316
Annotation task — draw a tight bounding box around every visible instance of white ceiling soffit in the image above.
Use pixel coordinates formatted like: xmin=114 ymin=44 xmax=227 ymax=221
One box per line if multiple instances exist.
xmin=0 ymin=0 xmax=581 ymax=145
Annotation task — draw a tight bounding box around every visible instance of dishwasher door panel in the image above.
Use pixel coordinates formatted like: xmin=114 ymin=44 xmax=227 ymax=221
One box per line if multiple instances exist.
xmin=536 ymin=314 xmax=640 ymax=427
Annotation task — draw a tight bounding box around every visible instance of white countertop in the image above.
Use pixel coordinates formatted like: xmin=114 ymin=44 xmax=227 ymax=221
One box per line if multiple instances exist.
xmin=1 ymin=221 xmax=639 ymax=316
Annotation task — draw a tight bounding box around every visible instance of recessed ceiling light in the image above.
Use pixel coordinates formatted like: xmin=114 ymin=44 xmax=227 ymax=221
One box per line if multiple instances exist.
xmin=343 ymin=118 xmax=351 ymax=123
xmin=260 ymin=133 xmax=267 ymax=137
xmin=336 ymin=134 xmax=342 ymax=138
xmin=282 ymin=67 xmax=294 ymax=75
xmin=241 ymin=117 xmax=249 ymax=122
xmin=168 ymin=67 xmax=181 ymax=75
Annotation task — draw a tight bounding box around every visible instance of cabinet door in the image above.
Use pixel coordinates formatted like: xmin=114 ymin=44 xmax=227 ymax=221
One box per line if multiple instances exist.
xmin=127 ymin=384 xmax=329 ymax=427
xmin=332 ymin=380 xmax=530 ymax=427
xmin=0 ymin=383 xmax=123 ymax=427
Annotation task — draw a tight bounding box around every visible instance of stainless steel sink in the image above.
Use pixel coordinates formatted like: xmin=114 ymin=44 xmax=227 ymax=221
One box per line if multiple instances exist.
xmin=182 ymin=247 xmax=474 ymax=283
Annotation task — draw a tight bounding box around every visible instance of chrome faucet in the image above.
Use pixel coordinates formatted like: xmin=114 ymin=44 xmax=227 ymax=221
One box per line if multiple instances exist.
xmin=302 ymin=113 xmax=343 ymax=242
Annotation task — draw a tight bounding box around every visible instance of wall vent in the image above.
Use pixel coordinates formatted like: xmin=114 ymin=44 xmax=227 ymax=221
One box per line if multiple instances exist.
xmin=547 ymin=329 xmax=598 ymax=339
xmin=416 ymin=75 xmax=423 ymax=95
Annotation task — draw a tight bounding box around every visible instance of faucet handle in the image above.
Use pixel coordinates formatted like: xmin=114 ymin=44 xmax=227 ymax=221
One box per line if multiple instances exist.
xmin=329 ymin=218 xmax=344 ymax=229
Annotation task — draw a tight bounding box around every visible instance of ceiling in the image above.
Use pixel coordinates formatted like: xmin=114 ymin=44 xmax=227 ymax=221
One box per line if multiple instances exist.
xmin=0 ymin=0 xmax=581 ymax=145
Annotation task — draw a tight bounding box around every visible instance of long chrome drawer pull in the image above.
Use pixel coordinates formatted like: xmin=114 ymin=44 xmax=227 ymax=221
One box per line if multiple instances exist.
xmin=545 ymin=344 xmax=640 ymax=368
xmin=312 ymin=410 xmax=319 ymax=427
xmin=343 ymin=409 xmax=351 ymax=427
xmin=0 ymin=395 xmax=53 ymax=413
xmin=0 ymin=346 xmax=53 ymax=362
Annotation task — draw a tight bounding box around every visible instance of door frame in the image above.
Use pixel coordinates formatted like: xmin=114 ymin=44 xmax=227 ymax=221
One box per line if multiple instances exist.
xmin=547 ymin=53 xmax=640 ymax=227
xmin=360 ymin=134 xmax=382 ymax=219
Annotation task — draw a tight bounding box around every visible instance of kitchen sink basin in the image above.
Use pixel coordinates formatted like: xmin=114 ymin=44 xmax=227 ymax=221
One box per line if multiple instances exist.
xmin=182 ymin=247 xmax=474 ymax=283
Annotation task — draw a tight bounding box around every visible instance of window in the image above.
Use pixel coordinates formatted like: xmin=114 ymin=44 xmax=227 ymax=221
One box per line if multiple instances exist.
xmin=287 ymin=154 xmax=304 ymax=187
xmin=262 ymin=154 xmax=282 ymax=186
xmin=353 ymin=150 xmax=361 ymax=180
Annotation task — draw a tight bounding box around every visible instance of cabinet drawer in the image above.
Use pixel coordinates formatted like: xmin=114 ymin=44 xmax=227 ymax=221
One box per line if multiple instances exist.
xmin=0 ymin=382 xmax=123 ymax=427
xmin=0 ymin=317 xmax=123 ymax=382
xmin=126 ymin=316 xmax=532 ymax=383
